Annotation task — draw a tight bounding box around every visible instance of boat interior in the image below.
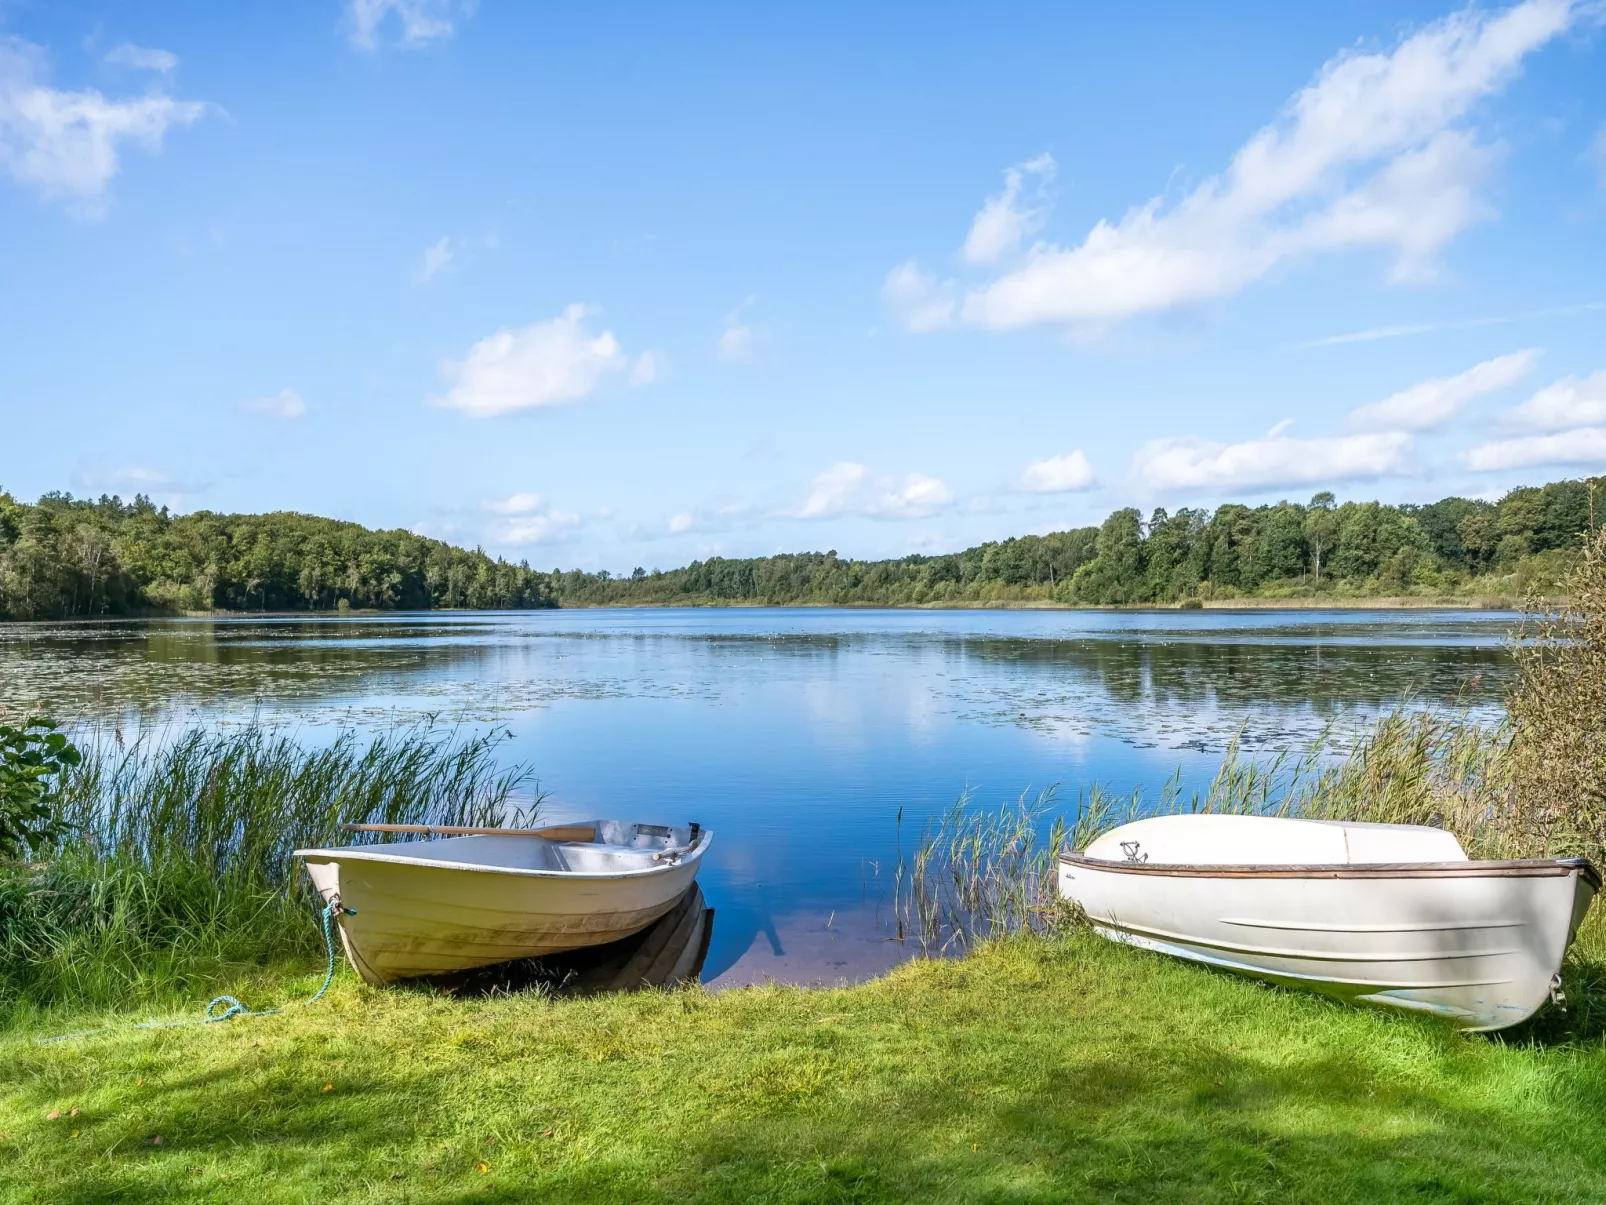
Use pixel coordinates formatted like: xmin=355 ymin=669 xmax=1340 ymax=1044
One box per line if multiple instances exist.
xmin=1081 ymin=814 xmax=1469 ymax=867
xmin=312 ymin=821 xmax=707 ymax=875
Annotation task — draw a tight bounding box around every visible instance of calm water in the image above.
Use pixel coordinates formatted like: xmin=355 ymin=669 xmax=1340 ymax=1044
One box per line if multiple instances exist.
xmin=0 ymin=608 xmax=1516 ymax=985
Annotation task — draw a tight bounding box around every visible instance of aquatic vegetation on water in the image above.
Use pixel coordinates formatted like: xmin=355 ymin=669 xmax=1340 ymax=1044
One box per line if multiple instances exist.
xmin=0 ymin=722 xmax=535 ymax=1021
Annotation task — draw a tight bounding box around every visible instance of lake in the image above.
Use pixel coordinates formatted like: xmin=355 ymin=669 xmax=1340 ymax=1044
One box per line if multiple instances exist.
xmin=0 ymin=607 xmax=1516 ymax=986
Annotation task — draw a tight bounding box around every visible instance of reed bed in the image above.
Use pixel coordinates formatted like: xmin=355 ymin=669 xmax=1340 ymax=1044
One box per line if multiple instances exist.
xmin=0 ymin=722 xmax=535 ymax=1021
xmin=902 ymin=519 xmax=1606 ymax=956
xmin=898 ymin=789 xmax=1070 ymax=956
xmin=897 ymin=709 xmax=1511 ymax=955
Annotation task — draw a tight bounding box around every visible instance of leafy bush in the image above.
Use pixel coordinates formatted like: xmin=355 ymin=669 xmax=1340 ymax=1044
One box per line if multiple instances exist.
xmin=0 ymin=718 xmax=80 ymax=859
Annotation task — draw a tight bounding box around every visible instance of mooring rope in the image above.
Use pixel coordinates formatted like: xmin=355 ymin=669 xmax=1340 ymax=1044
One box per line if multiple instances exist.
xmin=34 ymin=898 xmax=352 ymax=1046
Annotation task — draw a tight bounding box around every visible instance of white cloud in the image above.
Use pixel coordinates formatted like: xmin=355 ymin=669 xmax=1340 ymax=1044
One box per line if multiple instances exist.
xmin=436 ymin=305 xmax=627 ymax=418
xmin=480 ymin=493 xmax=582 ymax=545
xmin=347 ymin=0 xmax=461 ymax=50
xmin=1504 ymin=370 xmax=1606 ymax=431
xmin=1346 ymin=348 xmax=1539 ymax=431
xmin=900 ymin=1 xmax=1577 ymax=331
xmin=882 ymin=261 xmax=956 ymax=332
xmin=0 ymin=36 xmax=207 ymax=207
xmin=786 ymin=462 xmax=954 ymax=521
xmin=667 ymin=512 xmax=695 ymax=534
xmin=961 ymin=153 xmax=1055 ymax=265
xmin=1464 ymin=428 xmax=1606 ymax=471
xmin=482 ymin=492 xmax=544 ymax=515
xmin=1134 ymin=426 xmax=1412 ymax=491
xmin=1019 ymin=450 xmax=1096 ymax=493
xmin=104 ymin=44 xmax=178 ymax=73
xmin=238 ymin=388 xmax=307 ymax=420
xmin=417 ymin=236 xmax=453 ymax=282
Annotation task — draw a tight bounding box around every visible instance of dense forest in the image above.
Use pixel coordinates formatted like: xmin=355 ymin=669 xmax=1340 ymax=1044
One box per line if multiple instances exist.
xmin=0 ymin=491 xmax=552 ymax=620
xmin=551 ymin=477 xmax=1602 ymax=608
xmin=1 ymin=477 xmax=1599 ymax=620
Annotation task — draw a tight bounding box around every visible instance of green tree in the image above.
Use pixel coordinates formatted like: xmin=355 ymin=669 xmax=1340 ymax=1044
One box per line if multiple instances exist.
xmin=1303 ymin=492 xmax=1338 ymax=584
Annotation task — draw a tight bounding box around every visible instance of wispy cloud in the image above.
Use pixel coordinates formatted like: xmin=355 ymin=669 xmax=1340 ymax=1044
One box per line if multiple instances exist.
xmin=0 ymin=36 xmax=208 ymax=211
xmin=416 ymin=236 xmax=453 ymax=283
xmin=1297 ymin=323 xmax=1440 ymax=348
xmin=238 ymin=388 xmax=307 ymax=420
xmin=1296 ymin=302 xmax=1602 ymax=348
xmin=891 ymin=1 xmax=1578 ymax=332
xmin=346 ymin=0 xmax=464 ymax=50
xmin=882 ymin=262 xmax=956 ymax=332
xmin=436 ymin=305 xmax=628 ymax=418
xmin=103 ymin=43 xmax=178 ymax=73
xmin=1345 ymin=349 xmax=1539 ymax=431
xmin=784 ymin=462 xmax=953 ymax=520
xmin=629 ymin=350 xmax=661 ymax=386
xmin=1134 ymin=423 xmax=1412 ymax=491
xmin=962 ymin=153 xmax=1055 ymax=265
xmin=717 ymin=298 xmax=766 ymax=362
xmin=72 ymin=465 xmax=205 ymax=505
xmin=480 ymin=492 xmax=583 ymax=545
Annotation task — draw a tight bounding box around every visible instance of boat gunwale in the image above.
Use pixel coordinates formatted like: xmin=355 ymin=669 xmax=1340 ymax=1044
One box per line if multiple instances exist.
xmin=292 ymin=829 xmax=713 ymax=882
xmin=1060 ymin=853 xmax=1602 ymax=889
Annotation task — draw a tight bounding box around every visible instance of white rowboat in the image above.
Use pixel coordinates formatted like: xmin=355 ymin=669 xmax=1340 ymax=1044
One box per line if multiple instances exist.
xmin=1058 ymin=813 xmax=1599 ymax=1031
xmin=295 ymin=820 xmax=711 ymax=985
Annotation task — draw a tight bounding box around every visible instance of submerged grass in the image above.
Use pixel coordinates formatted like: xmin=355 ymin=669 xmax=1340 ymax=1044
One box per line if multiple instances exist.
xmin=0 ymin=722 xmax=535 ymax=1023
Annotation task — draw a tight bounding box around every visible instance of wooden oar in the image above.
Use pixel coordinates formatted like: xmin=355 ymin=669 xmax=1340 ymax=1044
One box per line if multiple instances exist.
xmin=342 ymin=822 xmax=598 ymax=842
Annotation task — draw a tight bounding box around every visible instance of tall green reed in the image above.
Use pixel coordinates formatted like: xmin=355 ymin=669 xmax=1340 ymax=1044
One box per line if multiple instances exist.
xmin=897 ymin=788 xmax=1069 ymax=956
xmin=0 ymin=721 xmax=536 ymax=1020
xmin=900 ymin=706 xmax=1516 ymax=953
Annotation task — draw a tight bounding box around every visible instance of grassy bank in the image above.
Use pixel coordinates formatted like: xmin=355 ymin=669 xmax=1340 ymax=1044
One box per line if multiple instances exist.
xmin=7 ymin=929 xmax=1606 ymax=1204
xmin=0 ymin=723 xmax=535 ymax=1025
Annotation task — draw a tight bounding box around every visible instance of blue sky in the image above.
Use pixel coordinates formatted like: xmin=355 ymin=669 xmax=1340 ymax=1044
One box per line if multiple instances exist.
xmin=1 ymin=0 xmax=1603 ymax=571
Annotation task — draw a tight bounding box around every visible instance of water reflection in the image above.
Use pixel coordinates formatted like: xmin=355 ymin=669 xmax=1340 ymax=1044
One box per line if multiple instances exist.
xmin=0 ymin=608 xmax=1515 ymax=984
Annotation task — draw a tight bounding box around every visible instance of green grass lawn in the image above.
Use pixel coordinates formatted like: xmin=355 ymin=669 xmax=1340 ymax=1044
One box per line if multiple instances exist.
xmin=6 ymin=931 xmax=1606 ymax=1204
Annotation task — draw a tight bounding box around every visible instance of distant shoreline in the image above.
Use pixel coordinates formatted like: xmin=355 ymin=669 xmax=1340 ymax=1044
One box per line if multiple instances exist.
xmin=11 ymin=595 xmax=1526 ymax=623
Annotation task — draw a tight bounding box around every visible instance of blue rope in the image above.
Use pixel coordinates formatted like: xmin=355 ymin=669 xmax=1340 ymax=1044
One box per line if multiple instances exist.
xmin=35 ymin=898 xmax=353 ymax=1045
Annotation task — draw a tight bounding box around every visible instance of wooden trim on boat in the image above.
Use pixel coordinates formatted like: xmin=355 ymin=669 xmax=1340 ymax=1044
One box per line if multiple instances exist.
xmin=342 ymin=822 xmax=600 ymax=842
xmin=1060 ymin=853 xmax=1603 ymax=889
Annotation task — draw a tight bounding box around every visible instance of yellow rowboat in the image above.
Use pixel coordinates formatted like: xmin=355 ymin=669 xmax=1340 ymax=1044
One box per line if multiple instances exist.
xmin=295 ymin=820 xmax=711 ymax=985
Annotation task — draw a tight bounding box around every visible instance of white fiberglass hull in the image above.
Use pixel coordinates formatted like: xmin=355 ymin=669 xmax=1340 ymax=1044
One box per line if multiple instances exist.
xmin=1059 ymin=816 xmax=1598 ymax=1032
xmin=295 ymin=822 xmax=709 ymax=985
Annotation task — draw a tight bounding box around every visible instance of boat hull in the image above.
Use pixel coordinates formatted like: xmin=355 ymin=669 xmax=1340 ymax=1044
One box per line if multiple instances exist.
xmin=1059 ymin=854 xmax=1598 ymax=1031
xmin=297 ymin=826 xmax=708 ymax=984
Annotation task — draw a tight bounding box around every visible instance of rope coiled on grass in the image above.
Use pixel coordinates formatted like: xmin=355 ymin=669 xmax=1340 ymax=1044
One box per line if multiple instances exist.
xmin=34 ymin=897 xmax=352 ymax=1045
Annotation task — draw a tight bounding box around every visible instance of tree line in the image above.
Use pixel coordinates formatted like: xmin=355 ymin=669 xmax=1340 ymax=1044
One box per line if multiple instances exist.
xmin=552 ymin=477 xmax=1601 ymax=608
xmin=0 ymin=492 xmax=553 ymax=620
xmin=1 ymin=476 xmax=1598 ymax=620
